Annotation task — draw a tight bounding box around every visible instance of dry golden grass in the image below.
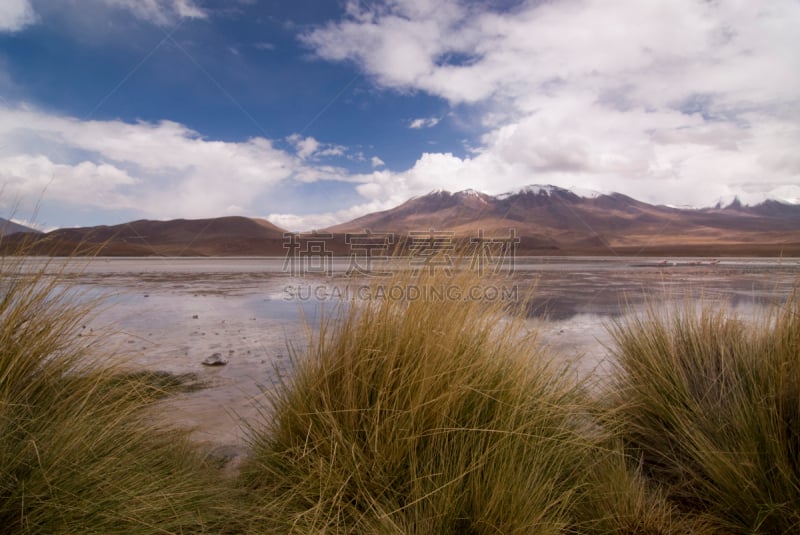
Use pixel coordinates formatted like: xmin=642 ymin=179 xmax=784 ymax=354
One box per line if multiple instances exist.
xmin=238 ymin=268 xmax=598 ymax=533
xmin=0 ymin=255 xmax=243 ymax=534
xmin=607 ymin=293 xmax=800 ymax=533
xmin=4 ymin=241 xmax=797 ymax=534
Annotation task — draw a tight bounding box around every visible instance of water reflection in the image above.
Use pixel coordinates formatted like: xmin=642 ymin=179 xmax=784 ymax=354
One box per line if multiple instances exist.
xmin=30 ymin=256 xmax=796 ymax=448
xmin=57 ymin=255 xmax=799 ymax=325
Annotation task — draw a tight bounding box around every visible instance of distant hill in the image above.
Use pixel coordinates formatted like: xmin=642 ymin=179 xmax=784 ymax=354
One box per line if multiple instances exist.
xmin=0 ymin=218 xmax=41 ymax=236
xmin=3 ymin=216 xmax=289 ymax=256
xmin=326 ymin=185 xmax=800 ymax=256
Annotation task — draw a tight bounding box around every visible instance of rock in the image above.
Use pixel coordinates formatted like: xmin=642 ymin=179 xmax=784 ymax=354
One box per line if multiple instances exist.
xmin=207 ymin=444 xmax=246 ymax=472
xmin=202 ymin=352 xmax=228 ymax=366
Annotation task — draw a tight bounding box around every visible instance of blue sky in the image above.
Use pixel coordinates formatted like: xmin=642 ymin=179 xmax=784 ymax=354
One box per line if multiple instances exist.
xmin=0 ymin=0 xmax=798 ymax=231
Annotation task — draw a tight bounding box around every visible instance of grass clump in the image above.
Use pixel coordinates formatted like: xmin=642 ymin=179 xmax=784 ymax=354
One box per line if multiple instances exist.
xmin=607 ymin=295 xmax=800 ymax=533
xmin=0 ymin=257 xmax=241 ymax=534
xmin=239 ymin=269 xmax=596 ymax=533
xmin=5 ymin=245 xmax=797 ymax=534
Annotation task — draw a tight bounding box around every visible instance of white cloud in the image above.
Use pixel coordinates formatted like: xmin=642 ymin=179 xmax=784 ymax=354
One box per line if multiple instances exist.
xmin=408 ymin=116 xmax=440 ymax=129
xmin=268 ymin=196 xmax=400 ymax=232
xmin=173 ymin=0 xmax=205 ymax=19
xmin=9 ymin=217 xmax=55 ymax=232
xmin=3 ymin=0 xmax=799 ymax=231
xmin=97 ymin=0 xmax=207 ymax=25
xmin=316 ymin=146 xmax=346 ymax=158
xmin=0 ymin=0 xmax=36 ymax=32
xmin=287 ymin=134 xmax=348 ymax=161
xmin=0 ymin=154 xmax=137 ymax=209
xmin=287 ymin=134 xmax=320 ymax=160
xmin=0 ymin=105 xmax=302 ymax=219
xmin=299 ymin=0 xmax=800 ymax=210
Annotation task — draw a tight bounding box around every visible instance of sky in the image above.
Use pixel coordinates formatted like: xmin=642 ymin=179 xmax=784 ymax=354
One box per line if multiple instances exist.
xmin=0 ymin=0 xmax=798 ymax=231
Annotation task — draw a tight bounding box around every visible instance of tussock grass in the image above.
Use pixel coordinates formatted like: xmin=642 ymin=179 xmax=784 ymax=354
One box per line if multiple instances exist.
xmin=607 ymin=294 xmax=800 ymax=533
xmin=0 ymin=257 xmax=242 ymax=534
xmin=239 ymin=269 xmax=597 ymax=533
xmin=4 ymin=243 xmax=798 ymax=534
xmin=573 ymin=437 xmax=717 ymax=534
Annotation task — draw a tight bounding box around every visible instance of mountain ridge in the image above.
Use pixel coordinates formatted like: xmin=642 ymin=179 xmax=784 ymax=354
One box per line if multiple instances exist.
xmin=3 ymin=186 xmax=798 ymax=256
xmin=2 ymin=216 xmax=289 ymax=256
xmin=324 ymin=185 xmax=800 ymax=256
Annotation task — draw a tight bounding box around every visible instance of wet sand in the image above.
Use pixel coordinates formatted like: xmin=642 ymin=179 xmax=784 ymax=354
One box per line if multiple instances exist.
xmin=53 ymin=256 xmax=799 ymax=463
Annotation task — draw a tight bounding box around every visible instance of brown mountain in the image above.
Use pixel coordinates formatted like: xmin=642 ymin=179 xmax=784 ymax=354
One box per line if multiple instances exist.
xmin=5 ymin=188 xmax=799 ymax=257
xmin=326 ymin=186 xmax=800 ymax=256
xmin=5 ymin=216 xmax=288 ymax=256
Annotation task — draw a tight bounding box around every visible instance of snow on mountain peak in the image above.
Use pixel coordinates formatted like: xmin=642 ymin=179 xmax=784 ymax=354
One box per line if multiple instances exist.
xmin=520 ymin=184 xmax=560 ymax=195
xmin=567 ymin=187 xmax=604 ymax=199
xmin=496 ymin=184 xmax=605 ymax=200
xmin=458 ymin=188 xmax=481 ymax=196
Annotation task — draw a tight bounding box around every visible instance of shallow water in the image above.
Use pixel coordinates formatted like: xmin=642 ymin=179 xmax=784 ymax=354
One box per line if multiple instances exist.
xmin=26 ymin=256 xmax=799 ymax=454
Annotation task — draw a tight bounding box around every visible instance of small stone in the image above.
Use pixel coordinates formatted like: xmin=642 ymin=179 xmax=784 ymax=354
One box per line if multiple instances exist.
xmin=202 ymin=352 xmax=228 ymax=366
xmin=192 ymin=314 xmax=199 ymax=319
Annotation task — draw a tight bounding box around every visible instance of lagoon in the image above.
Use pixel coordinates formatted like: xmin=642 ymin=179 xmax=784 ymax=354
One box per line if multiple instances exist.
xmin=25 ymin=255 xmax=800 ymax=454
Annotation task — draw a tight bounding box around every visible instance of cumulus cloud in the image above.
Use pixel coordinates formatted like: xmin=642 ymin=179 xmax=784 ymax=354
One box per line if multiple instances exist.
xmin=0 ymin=105 xmax=303 ymax=219
xmin=0 ymin=154 xmax=137 ymax=209
xmin=4 ymin=0 xmax=798 ymax=231
xmin=300 ymin=0 xmax=800 ymax=209
xmin=288 ymin=134 xmax=320 ymax=160
xmin=287 ymin=134 xmax=348 ymax=161
xmin=0 ymin=0 xmax=36 ymax=32
xmin=408 ymin=116 xmax=440 ymax=129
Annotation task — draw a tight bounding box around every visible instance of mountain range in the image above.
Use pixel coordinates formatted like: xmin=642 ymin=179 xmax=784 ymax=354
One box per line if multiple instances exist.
xmin=327 ymin=185 xmax=800 ymax=255
xmin=3 ymin=186 xmax=799 ymax=256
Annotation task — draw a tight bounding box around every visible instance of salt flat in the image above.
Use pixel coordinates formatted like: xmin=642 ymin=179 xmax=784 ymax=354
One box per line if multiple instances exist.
xmin=41 ymin=256 xmax=799 ymax=458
